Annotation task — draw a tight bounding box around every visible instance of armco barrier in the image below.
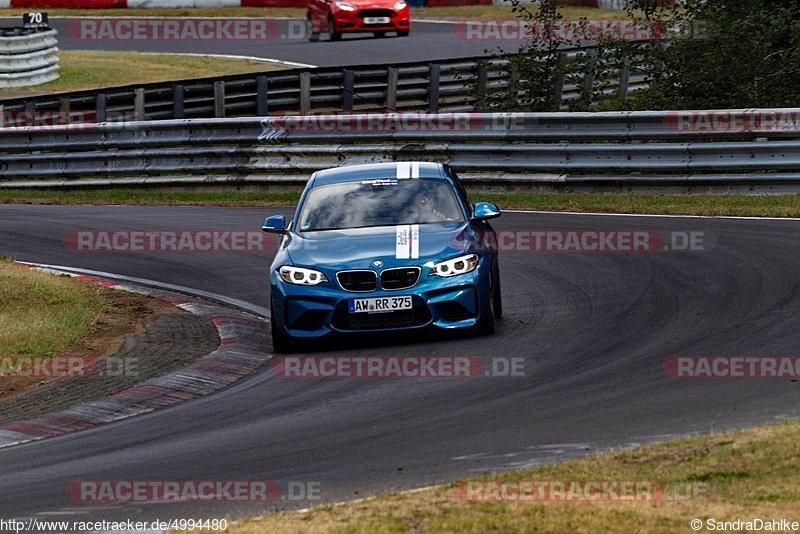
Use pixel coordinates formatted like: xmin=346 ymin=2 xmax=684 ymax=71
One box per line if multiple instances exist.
xmin=2 ymin=111 xmax=800 ymax=193
xmin=0 ymin=27 xmax=59 ymax=88
xmin=0 ymin=50 xmax=649 ymax=125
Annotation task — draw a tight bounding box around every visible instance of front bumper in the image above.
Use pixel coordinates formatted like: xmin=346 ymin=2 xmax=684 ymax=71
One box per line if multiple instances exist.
xmin=331 ymin=9 xmax=410 ymax=33
xmin=271 ymin=261 xmax=490 ymax=340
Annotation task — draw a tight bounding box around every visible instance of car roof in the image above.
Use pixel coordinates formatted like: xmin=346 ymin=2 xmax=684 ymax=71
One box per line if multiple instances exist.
xmin=311 ymin=162 xmax=449 ymax=187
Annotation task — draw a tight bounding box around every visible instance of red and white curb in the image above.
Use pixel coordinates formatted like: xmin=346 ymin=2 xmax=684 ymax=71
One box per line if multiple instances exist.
xmin=0 ymin=263 xmax=272 ymax=449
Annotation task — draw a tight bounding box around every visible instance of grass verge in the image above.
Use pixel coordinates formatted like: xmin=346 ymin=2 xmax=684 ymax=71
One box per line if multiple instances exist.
xmin=0 ymin=189 xmax=302 ymax=207
xmin=3 ymin=189 xmax=800 ymax=218
xmin=223 ymin=419 xmax=800 ymax=533
xmin=0 ymin=6 xmax=631 ymax=20
xmin=0 ymin=259 xmax=104 ymax=360
xmin=0 ymin=50 xmax=286 ymax=98
xmin=483 ymin=191 xmax=800 ymax=217
xmin=0 ymin=259 xmax=179 ymax=399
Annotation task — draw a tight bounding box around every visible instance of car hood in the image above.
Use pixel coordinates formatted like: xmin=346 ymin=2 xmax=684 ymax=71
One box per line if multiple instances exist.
xmin=283 ymin=222 xmax=476 ymax=271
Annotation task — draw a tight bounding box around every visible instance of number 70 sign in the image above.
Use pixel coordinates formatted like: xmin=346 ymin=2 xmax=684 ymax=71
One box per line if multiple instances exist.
xmin=23 ymin=12 xmax=49 ymax=29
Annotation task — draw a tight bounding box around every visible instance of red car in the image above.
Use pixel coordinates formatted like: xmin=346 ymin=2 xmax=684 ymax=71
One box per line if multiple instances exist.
xmin=307 ymin=0 xmax=410 ymax=41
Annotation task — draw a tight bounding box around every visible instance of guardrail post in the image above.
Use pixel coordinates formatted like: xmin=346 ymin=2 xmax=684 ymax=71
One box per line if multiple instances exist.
xmin=385 ymin=68 xmax=398 ymax=111
xmin=173 ymin=85 xmax=184 ymax=119
xmin=299 ymin=72 xmax=311 ymax=113
xmin=134 ymin=88 xmax=146 ymax=121
xmin=342 ymin=69 xmax=355 ymax=112
xmin=476 ymin=61 xmax=488 ymax=112
xmin=507 ymin=67 xmax=519 ymax=108
xmin=256 ymin=75 xmax=268 ymax=116
xmin=618 ymin=55 xmax=630 ymax=99
xmin=58 ymin=97 xmax=69 ymax=116
xmin=582 ymin=48 xmax=597 ymax=105
xmin=428 ymin=64 xmax=441 ymax=113
xmin=214 ymin=81 xmax=226 ymax=118
xmin=553 ymin=52 xmax=566 ymax=106
xmin=95 ymin=93 xmax=106 ymax=123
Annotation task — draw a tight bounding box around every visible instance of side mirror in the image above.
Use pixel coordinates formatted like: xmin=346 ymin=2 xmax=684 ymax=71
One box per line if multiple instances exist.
xmin=472 ymin=202 xmax=501 ymax=221
xmin=262 ymin=215 xmax=287 ymax=234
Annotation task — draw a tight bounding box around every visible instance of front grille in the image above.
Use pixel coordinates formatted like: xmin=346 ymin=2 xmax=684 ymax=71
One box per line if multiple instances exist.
xmin=357 ymin=8 xmax=395 ymax=18
xmin=381 ymin=267 xmax=420 ymax=290
xmin=332 ymin=297 xmax=431 ymax=331
xmin=337 ymin=270 xmax=378 ymax=292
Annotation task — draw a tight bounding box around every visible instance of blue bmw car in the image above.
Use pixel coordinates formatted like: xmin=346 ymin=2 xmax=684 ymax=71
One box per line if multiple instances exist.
xmin=262 ymin=162 xmax=502 ymax=352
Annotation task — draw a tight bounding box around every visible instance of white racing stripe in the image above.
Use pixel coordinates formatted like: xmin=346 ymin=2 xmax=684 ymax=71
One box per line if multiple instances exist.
xmin=411 ymin=224 xmax=419 ymax=259
xmin=395 ymin=224 xmax=420 ymax=259
xmin=396 ymin=162 xmax=411 ymax=180
xmin=396 ymin=162 xmax=420 ymax=179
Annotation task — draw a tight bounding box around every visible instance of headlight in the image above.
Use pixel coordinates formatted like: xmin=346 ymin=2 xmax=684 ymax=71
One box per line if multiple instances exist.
xmin=393 ymin=0 xmax=407 ymax=9
xmin=430 ymin=254 xmax=479 ymax=278
xmin=335 ymin=1 xmax=357 ymax=10
xmin=279 ymin=266 xmax=328 ymax=286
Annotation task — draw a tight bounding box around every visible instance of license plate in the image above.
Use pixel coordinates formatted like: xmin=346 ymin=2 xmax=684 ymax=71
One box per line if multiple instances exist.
xmin=363 ymin=16 xmax=390 ymax=24
xmin=349 ymin=296 xmax=412 ymax=314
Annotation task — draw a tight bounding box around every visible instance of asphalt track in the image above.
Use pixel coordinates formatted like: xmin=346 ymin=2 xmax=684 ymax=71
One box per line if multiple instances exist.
xmin=31 ymin=18 xmax=522 ymax=67
xmin=1 ymin=204 xmax=800 ymax=523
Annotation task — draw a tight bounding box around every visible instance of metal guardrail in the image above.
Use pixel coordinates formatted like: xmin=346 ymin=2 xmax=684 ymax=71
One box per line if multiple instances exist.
xmin=0 ymin=28 xmax=59 ymax=88
xmin=0 ymin=47 xmax=648 ymax=124
xmin=2 ymin=111 xmax=800 ymax=193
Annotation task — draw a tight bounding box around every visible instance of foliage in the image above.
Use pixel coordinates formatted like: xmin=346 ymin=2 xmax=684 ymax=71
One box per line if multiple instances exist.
xmin=485 ymin=0 xmax=800 ymax=111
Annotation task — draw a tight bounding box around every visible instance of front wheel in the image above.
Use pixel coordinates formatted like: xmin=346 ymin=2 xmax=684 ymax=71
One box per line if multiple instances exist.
xmin=270 ymin=311 xmax=293 ymax=354
xmin=308 ymin=17 xmax=320 ymax=42
xmin=328 ymin=17 xmax=342 ymax=41
xmin=476 ymin=278 xmax=497 ymax=336
xmin=493 ymin=267 xmax=503 ymax=319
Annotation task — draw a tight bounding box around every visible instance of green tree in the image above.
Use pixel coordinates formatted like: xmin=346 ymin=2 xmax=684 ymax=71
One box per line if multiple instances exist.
xmin=487 ymin=0 xmax=800 ymax=111
xmin=632 ymin=0 xmax=800 ymax=109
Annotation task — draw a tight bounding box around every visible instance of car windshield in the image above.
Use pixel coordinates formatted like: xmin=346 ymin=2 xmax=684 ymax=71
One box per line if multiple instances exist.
xmin=297 ymin=178 xmax=465 ymax=231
